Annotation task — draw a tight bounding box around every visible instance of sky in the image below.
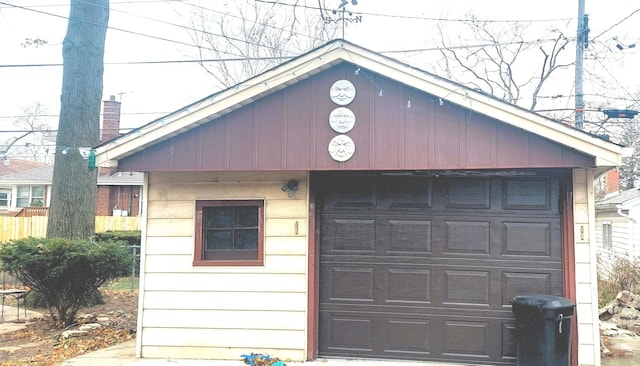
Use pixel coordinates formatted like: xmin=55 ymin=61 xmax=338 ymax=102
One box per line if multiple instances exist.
xmin=0 ymin=0 xmax=638 ymax=161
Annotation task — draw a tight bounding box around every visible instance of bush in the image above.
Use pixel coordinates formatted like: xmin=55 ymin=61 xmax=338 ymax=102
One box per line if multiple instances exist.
xmin=598 ymin=256 xmax=640 ymax=307
xmin=94 ymin=231 xmax=141 ymax=277
xmin=94 ymin=231 xmax=141 ymax=247
xmin=0 ymin=237 xmax=132 ymax=326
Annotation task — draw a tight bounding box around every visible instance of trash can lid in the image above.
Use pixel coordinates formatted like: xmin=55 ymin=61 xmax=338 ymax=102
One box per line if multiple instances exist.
xmin=512 ymin=294 xmax=575 ymax=311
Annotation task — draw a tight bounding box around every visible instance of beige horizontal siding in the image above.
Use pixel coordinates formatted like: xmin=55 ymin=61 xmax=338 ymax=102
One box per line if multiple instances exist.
xmin=141 ymin=346 xmax=305 ymax=361
xmin=143 ymin=273 xmax=306 ymax=292
xmin=140 ymin=171 xmax=309 ymax=360
xmin=143 ymin=291 xmax=306 ymax=311
xmin=144 ymin=236 xmax=193 ymax=255
xmin=142 ymin=309 xmax=305 ymax=330
xmin=141 ymin=328 xmax=305 ymax=349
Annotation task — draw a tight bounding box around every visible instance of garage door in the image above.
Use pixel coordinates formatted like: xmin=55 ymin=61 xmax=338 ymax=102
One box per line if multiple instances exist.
xmin=318 ymin=173 xmax=564 ymax=365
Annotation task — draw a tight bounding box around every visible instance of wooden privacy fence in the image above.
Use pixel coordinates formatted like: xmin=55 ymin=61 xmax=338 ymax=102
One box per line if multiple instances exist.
xmin=0 ymin=216 xmax=141 ymax=242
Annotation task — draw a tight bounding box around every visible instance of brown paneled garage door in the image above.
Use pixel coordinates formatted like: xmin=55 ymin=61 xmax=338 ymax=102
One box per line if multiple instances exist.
xmin=317 ymin=173 xmax=564 ymax=365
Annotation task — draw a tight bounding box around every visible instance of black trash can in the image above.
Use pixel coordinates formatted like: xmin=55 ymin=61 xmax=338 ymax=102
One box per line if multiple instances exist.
xmin=512 ymin=294 xmax=575 ymax=366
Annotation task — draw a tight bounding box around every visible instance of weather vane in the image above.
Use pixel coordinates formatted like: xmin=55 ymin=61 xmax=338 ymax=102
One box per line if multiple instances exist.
xmin=323 ymin=0 xmax=361 ymax=39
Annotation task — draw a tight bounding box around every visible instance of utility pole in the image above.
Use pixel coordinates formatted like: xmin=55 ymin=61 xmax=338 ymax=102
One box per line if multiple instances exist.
xmin=575 ymin=0 xmax=588 ymax=129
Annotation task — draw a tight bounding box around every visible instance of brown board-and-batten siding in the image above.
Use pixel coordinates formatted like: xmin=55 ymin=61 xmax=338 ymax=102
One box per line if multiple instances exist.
xmin=117 ymin=64 xmax=595 ymax=173
xmin=139 ymin=171 xmax=309 ymax=360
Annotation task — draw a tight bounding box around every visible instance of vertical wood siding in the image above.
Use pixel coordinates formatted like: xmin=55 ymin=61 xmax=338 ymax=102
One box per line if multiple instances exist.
xmin=140 ymin=171 xmax=308 ymax=360
xmin=118 ymin=64 xmax=595 ymax=173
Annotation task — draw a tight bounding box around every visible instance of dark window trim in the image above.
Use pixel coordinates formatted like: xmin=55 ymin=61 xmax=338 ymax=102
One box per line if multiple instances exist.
xmin=194 ymin=199 xmax=264 ymax=267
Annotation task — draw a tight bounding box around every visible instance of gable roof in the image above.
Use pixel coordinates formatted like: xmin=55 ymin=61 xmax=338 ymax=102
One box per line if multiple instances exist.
xmin=95 ymin=39 xmax=622 ymax=171
xmin=0 ymin=159 xmax=47 ymax=176
xmin=0 ymin=165 xmax=143 ymax=186
xmin=597 ymin=188 xmax=640 ymax=210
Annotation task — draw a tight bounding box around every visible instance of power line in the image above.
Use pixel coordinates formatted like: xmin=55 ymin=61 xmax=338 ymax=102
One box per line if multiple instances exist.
xmin=0 ymin=38 xmax=574 ymax=68
xmin=256 ymin=0 xmax=574 ymax=23
xmin=0 ymin=1 xmax=248 ymax=58
xmin=591 ymin=7 xmax=640 ymax=42
xmin=0 ymin=56 xmax=294 ymax=68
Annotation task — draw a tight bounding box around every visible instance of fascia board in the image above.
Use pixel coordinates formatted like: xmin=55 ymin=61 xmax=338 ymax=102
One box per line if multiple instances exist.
xmin=342 ymin=50 xmax=622 ymax=167
xmin=96 ymin=41 xmax=622 ymax=168
xmin=95 ymin=42 xmax=347 ymax=167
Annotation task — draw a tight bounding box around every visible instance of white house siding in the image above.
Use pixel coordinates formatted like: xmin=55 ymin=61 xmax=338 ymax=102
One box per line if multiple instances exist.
xmin=137 ymin=171 xmax=309 ymax=361
xmin=630 ymin=207 xmax=640 ymax=259
xmin=595 ymin=211 xmax=632 ymax=275
xmin=574 ymin=168 xmax=601 ymax=366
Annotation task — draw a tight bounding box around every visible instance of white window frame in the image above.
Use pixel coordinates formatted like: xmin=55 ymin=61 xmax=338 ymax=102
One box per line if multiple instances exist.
xmin=602 ymin=220 xmax=612 ymax=250
xmin=16 ymin=185 xmax=45 ymax=208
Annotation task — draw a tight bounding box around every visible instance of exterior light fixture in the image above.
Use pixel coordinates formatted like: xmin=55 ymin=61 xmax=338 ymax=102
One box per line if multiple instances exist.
xmin=281 ymin=180 xmax=299 ymax=197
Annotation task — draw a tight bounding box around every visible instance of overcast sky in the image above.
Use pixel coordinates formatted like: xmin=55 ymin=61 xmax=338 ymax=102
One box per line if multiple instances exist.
xmin=0 ymin=0 xmax=638 ymax=159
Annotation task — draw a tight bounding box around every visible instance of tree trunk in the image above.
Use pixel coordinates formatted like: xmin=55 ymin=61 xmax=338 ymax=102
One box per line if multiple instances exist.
xmin=47 ymin=0 xmax=109 ymax=239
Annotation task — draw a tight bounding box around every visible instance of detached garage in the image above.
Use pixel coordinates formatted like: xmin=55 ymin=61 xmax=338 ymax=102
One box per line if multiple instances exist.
xmin=95 ymin=40 xmax=621 ymax=365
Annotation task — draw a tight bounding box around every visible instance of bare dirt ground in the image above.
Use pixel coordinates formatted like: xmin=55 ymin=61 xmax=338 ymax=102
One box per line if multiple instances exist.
xmin=0 ymin=290 xmax=137 ymax=366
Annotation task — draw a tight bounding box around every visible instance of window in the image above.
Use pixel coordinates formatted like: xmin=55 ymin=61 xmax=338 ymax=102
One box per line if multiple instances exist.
xmin=602 ymin=221 xmax=612 ymax=249
xmin=0 ymin=191 xmax=8 ymax=207
xmin=194 ymin=200 xmax=264 ymax=266
xmin=16 ymin=186 xmax=45 ymax=208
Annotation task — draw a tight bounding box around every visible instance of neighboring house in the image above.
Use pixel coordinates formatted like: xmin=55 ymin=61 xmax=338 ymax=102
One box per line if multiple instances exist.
xmin=95 ymin=40 xmax=622 ymax=366
xmin=595 ymin=186 xmax=640 ymax=274
xmin=0 ymin=95 xmax=143 ymax=217
xmin=0 ymin=159 xmax=47 ymax=212
xmin=0 ymin=164 xmax=143 ymax=216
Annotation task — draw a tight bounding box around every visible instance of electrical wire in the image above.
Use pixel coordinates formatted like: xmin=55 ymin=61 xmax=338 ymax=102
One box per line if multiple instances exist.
xmin=591 ymin=7 xmax=640 ymax=42
xmin=0 ymin=1 xmax=245 ymax=57
xmin=255 ymin=0 xmax=574 ymax=23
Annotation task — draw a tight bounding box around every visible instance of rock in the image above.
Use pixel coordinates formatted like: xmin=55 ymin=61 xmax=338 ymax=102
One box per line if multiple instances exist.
xmin=599 ymin=303 xmax=615 ymax=317
xmin=61 ymin=330 xmax=88 ymax=338
xmin=79 ymin=323 xmax=102 ymax=331
xmin=96 ymin=316 xmax=110 ymax=323
xmin=620 ymin=307 xmax=640 ymax=320
xmin=77 ymin=313 xmax=97 ymax=323
xmin=0 ymin=346 xmax=22 ymax=353
xmin=617 ymin=290 xmax=635 ymax=306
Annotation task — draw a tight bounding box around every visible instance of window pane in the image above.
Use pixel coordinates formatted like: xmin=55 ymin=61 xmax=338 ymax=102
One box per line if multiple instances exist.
xmin=31 ymin=186 xmax=44 ymax=198
xmin=207 ymin=229 xmax=233 ymax=250
xmin=207 ymin=207 xmax=233 ymax=228
xmin=235 ymin=206 xmax=258 ymax=228
xmin=17 ymin=187 xmax=29 ymax=198
xmin=235 ymin=229 xmax=258 ymax=249
xmin=16 ymin=198 xmax=29 ymax=208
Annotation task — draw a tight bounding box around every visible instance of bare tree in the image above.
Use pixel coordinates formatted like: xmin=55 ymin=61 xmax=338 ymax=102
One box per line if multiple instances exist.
xmin=2 ymin=102 xmax=56 ymax=163
xmin=618 ymin=119 xmax=640 ymax=189
xmin=185 ymin=0 xmax=337 ymax=88
xmin=47 ymin=0 xmax=108 ymax=239
xmin=433 ymin=15 xmax=574 ymax=111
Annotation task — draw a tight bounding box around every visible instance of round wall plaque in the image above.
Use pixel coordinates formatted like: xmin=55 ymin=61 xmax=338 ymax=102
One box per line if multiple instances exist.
xmin=329 ymin=107 xmax=356 ymax=133
xmin=328 ymin=135 xmax=356 ymax=162
xmin=329 ymin=80 xmax=356 ymax=106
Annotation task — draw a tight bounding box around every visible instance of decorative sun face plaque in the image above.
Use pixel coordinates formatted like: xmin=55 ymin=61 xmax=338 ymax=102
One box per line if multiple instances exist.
xmin=328 ymin=135 xmax=356 ymax=162
xmin=329 ymin=80 xmax=356 ymax=106
xmin=329 ymin=107 xmax=356 ymax=133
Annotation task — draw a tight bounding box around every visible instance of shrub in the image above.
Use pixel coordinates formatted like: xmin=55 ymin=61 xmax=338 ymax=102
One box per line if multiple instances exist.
xmin=0 ymin=237 xmax=132 ymax=326
xmin=94 ymin=231 xmax=141 ymax=277
xmin=94 ymin=231 xmax=141 ymax=247
xmin=598 ymin=256 xmax=640 ymax=307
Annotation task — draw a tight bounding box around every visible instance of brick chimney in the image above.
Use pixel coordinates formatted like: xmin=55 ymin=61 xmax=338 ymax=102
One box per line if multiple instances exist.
xmin=605 ymin=168 xmax=620 ymax=195
xmin=101 ymin=95 xmax=121 ymax=143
